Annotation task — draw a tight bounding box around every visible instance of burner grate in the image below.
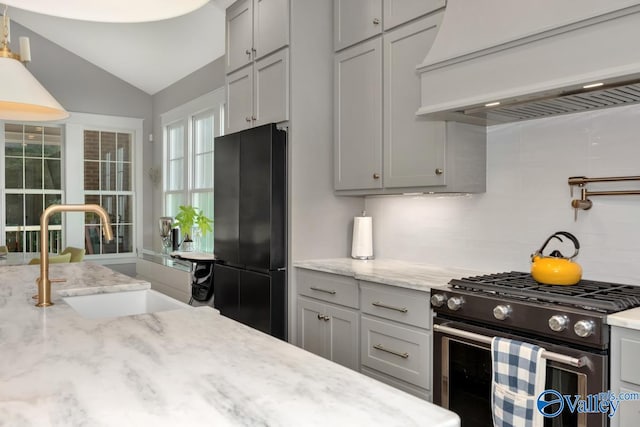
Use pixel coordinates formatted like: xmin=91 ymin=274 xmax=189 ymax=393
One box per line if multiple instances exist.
xmin=450 ymin=271 xmax=640 ymax=313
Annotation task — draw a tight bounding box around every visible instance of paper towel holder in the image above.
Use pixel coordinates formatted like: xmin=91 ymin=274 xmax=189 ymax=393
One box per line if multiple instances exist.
xmin=351 ymin=211 xmax=374 ymax=260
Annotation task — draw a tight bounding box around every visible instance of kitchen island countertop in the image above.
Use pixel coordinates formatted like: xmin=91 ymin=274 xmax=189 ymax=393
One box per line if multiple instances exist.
xmin=0 ymin=262 xmax=459 ymax=426
xmin=294 ymin=258 xmax=488 ymax=291
xmin=607 ymin=307 xmax=640 ymax=330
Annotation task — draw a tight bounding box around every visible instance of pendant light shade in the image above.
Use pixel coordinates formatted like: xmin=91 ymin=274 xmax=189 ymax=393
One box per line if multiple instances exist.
xmin=0 ymin=57 xmax=68 ymax=121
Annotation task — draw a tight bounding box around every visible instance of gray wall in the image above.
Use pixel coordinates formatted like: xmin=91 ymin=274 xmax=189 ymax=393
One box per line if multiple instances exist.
xmin=150 ymin=57 xmax=226 ymax=251
xmin=10 ymin=22 xmax=155 ymax=250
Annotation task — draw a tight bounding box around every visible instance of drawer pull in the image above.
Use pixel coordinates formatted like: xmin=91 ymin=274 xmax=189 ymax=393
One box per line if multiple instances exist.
xmin=310 ymin=286 xmax=336 ymax=295
xmin=316 ymin=314 xmax=330 ymax=321
xmin=372 ymin=301 xmax=408 ymax=313
xmin=373 ymin=344 xmax=409 ymax=359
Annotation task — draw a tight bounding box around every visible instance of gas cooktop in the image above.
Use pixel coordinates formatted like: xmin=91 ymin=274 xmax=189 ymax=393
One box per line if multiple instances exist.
xmin=450 ymin=271 xmax=640 ymax=313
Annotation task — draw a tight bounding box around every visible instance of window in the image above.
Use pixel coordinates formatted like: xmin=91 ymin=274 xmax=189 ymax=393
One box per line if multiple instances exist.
xmin=83 ymin=130 xmax=134 ymax=255
xmin=162 ymin=89 xmax=224 ymax=253
xmin=3 ymin=124 xmax=63 ymax=253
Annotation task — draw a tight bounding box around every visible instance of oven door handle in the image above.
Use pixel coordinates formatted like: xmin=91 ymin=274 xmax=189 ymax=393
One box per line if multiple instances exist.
xmin=433 ymin=324 xmax=586 ymax=368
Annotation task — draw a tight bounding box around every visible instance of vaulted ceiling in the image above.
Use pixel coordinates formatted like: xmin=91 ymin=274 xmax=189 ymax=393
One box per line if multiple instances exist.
xmin=8 ymin=0 xmax=235 ymax=95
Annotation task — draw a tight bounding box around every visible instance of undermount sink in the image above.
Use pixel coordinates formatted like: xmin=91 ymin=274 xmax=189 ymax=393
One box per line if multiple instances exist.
xmin=63 ymin=289 xmax=191 ymax=319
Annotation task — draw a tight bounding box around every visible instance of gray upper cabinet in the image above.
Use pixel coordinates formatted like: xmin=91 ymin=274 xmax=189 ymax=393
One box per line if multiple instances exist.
xmin=333 ymin=9 xmax=487 ymax=195
xmin=226 ymin=0 xmax=253 ymax=74
xmin=225 ymin=0 xmax=290 ymax=133
xmin=383 ymin=14 xmax=444 ymax=188
xmin=383 ymin=0 xmax=446 ymax=31
xmin=334 ymin=38 xmax=383 ymax=191
xmin=253 ymin=0 xmax=289 ymax=60
xmin=334 ymin=0 xmax=383 ymax=51
xmin=226 ymin=0 xmax=289 ymax=75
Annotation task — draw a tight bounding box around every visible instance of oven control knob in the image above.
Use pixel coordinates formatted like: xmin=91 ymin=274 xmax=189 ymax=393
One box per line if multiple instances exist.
xmin=447 ymin=296 xmax=464 ymax=311
xmin=430 ymin=294 xmax=447 ymax=307
xmin=574 ymin=320 xmax=595 ymax=338
xmin=493 ymin=305 xmax=512 ymax=320
xmin=548 ymin=315 xmax=569 ymax=332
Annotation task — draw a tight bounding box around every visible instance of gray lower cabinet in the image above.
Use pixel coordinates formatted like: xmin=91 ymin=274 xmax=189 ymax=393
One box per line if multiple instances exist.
xmin=296 ymin=269 xmax=360 ymax=371
xmin=297 ymin=296 xmax=360 ymax=370
xmin=359 ymin=281 xmax=432 ymax=399
xmin=295 ymin=268 xmax=433 ymax=400
xmin=610 ymin=325 xmax=640 ymax=427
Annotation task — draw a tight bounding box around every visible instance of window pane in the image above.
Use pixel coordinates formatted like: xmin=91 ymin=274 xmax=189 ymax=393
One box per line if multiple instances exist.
xmin=44 ymin=159 xmax=61 ymax=189
xmin=194 ymin=152 xmax=213 ymax=189
xmin=84 ymin=194 xmax=100 ymax=222
xmin=43 ymin=127 xmax=62 ymax=158
xmin=45 ymin=194 xmax=62 ymax=225
xmin=6 ymin=194 xmax=23 ymax=226
xmin=100 ymin=132 xmax=116 ymax=161
xmin=85 ymin=224 xmax=101 ymax=255
xmin=168 ymin=158 xmax=183 ymax=191
xmin=117 ymin=133 xmax=131 ymax=162
xmin=165 ymin=193 xmax=184 ymax=218
xmin=25 ymin=194 xmax=43 ymax=226
xmin=5 ymin=157 xmax=23 ymax=188
xmin=24 ymin=158 xmax=42 ymax=189
xmin=102 ymin=195 xmax=117 ymax=223
xmin=101 ymin=162 xmax=116 ymax=191
xmin=116 ymin=161 xmax=131 ymax=191
xmin=194 ymin=115 xmax=214 ymax=154
xmin=118 ymin=195 xmax=133 ymax=223
xmin=117 ymin=224 xmax=133 ymax=253
xmin=84 ymin=160 xmax=100 ymax=191
xmin=168 ymin=125 xmax=184 ymax=160
xmin=192 ymin=191 xmax=214 ymax=253
xmin=84 ymin=130 xmax=100 ymax=160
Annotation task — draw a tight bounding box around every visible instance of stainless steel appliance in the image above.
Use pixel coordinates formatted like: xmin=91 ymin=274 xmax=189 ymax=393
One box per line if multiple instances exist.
xmin=431 ymin=272 xmax=640 ymax=427
xmin=213 ymin=123 xmax=286 ymax=340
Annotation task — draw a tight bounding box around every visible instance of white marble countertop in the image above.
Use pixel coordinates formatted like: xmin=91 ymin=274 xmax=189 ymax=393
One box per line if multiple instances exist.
xmin=0 ymin=262 xmax=460 ymax=426
xmin=607 ymin=307 xmax=640 ymax=330
xmin=294 ymin=258 xmax=488 ymax=291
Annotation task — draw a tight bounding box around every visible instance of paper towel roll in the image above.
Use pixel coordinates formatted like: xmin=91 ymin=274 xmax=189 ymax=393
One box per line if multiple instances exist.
xmin=352 ymin=215 xmax=373 ymax=259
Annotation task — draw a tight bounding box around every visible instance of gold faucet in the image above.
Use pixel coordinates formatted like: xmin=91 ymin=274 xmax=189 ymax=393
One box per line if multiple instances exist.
xmin=36 ymin=204 xmax=114 ymax=307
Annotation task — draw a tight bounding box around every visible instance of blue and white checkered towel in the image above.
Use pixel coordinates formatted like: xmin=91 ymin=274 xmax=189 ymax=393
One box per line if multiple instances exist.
xmin=491 ymin=337 xmax=546 ymax=427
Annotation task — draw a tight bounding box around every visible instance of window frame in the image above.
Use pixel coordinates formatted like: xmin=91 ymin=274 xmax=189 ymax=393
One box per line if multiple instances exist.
xmin=161 ymin=88 xmax=224 ymax=253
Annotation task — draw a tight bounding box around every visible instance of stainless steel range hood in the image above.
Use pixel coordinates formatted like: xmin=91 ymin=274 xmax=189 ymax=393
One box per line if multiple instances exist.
xmin=417 ymin=0 xmax=640 ymax=125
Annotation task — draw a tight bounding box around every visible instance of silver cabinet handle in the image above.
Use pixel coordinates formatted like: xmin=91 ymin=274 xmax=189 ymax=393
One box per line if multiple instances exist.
xmin=373 ymin=18 xmax=380 ymax=25
xmin=245 ymin=48 xmax=252 ymax=57
xmin=316 ymin=314 xmax=330 ymax=321
xmin=373 ymin=173 xmax=380 ymax=180
xmin=435 ymin=168 xmax=444 ymax=175
xmin=245 ymin=117 xmax=252 ymax=122
xmin=373 ymin=344 xmax=409 ymax=359
xmin=309 ymin=286 xmax=336 ymax=295
xmin=372 ymin=301 xmax=408 ymax=313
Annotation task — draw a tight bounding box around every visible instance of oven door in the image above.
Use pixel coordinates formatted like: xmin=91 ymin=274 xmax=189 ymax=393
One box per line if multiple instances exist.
xmin=433 ymin=318 xmax=607 ymax=427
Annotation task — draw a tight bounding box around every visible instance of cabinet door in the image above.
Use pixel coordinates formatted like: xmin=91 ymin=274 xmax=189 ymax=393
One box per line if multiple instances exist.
xmin=213 ymin=264 xmax=240 ymax=322
xmin=253 ymin=0 xmax=289 ymax=60
xmin=334 ymin=0 xmax=382 ymax=51
xmin=334 ymin=37 xmax=382 ymax=190
xmin=297 ymin=297 xmax=328 ymax=359
xmin=383 ymin=0 xmax=445 ymax=31
xmin=239 ymin=270 xmax=271 ymax=335
xmin=253 ymin=49 xmax=289 ymax=127
xmin=326 ymin=304 xmax=360 ymax=371
xmin=226 ymin=0 xmax=254 ymax=74
xmin=383 ymin=15 xmax=445 ymax=188
xmin=226 ymin=65 xmax=254 ymax=134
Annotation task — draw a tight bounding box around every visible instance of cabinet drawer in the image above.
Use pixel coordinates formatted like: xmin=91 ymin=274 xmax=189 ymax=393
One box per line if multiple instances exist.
xmin=297 ymin=268 xmax=359 ymax=309
xmin=360 ymin=281 xmax=430 ymax=329
xmin=621 ymin=338 xmax=640 ymax=385
xmin=361 ymin=315 xmax=430 ymax=389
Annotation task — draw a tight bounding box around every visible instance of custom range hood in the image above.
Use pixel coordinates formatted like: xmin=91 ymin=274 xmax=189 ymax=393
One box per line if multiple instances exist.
xmin=417 ymin=0 xmax=640 ymax=125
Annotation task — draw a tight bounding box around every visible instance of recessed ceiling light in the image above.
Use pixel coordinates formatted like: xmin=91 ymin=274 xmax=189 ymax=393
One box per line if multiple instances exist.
xmin=2 ymin=0 xmax=210 ymax=23
xmin=485 ymin=101 xmax=501 ymax=107
xmin=583 ymin=82 xmax=604 ymax=89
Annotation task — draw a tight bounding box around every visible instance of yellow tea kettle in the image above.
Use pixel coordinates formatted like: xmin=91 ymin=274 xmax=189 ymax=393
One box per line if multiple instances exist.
xmin=530 ymin=231 xmax=582 ymax=285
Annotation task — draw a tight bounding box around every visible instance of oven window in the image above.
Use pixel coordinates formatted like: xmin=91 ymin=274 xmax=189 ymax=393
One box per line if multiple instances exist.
xmin=446 ymin=340 xmax=581 ymax=427
xmin=449 ymin=340 xmax=492 ymax=427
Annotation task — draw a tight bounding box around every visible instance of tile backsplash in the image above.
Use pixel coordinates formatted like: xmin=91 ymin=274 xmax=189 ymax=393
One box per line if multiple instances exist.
xmin=364 ymin=103 xmax=640 ymax=285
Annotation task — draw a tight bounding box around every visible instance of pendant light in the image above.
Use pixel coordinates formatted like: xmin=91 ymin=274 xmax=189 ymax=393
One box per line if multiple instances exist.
xmin=0 ymin=6 xmax=68 ymax=121
xmin=0 ymin=0 xmax=210 ymax=23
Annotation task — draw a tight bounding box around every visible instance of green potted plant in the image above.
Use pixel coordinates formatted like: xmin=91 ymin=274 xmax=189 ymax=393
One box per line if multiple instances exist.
xmin=173 ymin=205 xmax=213 ymax=251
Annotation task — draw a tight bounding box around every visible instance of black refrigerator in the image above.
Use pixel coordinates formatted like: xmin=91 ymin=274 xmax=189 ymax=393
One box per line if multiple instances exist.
xmin=213 ymin=123 xmax=286 ymax=340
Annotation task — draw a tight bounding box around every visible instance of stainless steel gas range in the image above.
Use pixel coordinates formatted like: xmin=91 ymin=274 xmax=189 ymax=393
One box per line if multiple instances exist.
xmin=431 ymin=272 xmax=640 ymax=427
